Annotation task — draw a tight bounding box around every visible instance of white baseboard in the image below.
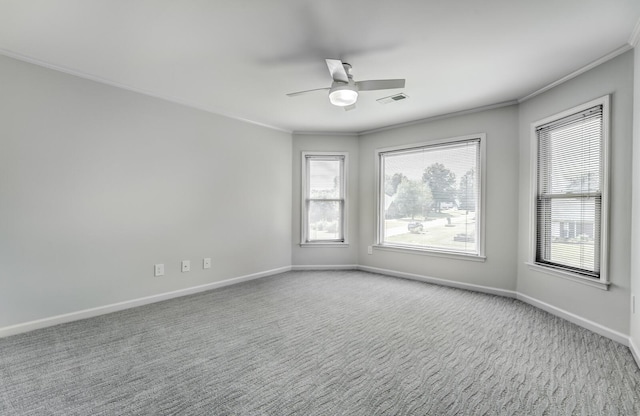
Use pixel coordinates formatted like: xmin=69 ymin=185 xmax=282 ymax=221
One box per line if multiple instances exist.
xmin=516 ymin=293 xmax=629 ymax=346
xmin=291 ymin=264 xmax=359 ymax=271
xmin=356 ymin=265 xmax=634 ymax=353
xmin=1 ymin=263 xmax=635 ymax=366
xmin=0 ymin=266 xmax=291 ymax=339
xmin=358 ymin=265 xmax=518 ymax=299
xmin=628 ymin=337 xmax=640 ymax=368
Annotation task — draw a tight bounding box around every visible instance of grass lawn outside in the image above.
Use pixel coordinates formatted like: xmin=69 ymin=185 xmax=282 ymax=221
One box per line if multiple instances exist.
xmin=548 ymin=241 xmax=595 ymax=271
xmin=383 ymin=208 xmax=478 ymax=253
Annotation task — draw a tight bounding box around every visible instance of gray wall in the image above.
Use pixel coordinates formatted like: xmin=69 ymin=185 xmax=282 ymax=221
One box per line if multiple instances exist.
xmin=516 ymin=51 xmax=634 ymax=335
xmin=1 ymin=48 xmax=636 ymax=343
xmin=358 ymin=106 xmax=520 ymax=291
xmin=291 ymin=134 xmax=359 ymax=266
xmin=0 ymin=55 xmax=292 ymax=328
xmin=631 ymin=47 xmax=640 ymax=350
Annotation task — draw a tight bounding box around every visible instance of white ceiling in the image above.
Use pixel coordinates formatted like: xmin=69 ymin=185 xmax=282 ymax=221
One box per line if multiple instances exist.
xmin=1 ymin=0 xmax=639 ymax=134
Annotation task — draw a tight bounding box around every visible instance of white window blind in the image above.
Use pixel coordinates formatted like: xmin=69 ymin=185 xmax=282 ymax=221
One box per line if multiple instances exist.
xmin=535 ymin=105 xmax=603 ymax=278
xmin=303 ymin=154 xmax=346 ymax=243
xmin=378 ymin=137 xmax=481 ymax=256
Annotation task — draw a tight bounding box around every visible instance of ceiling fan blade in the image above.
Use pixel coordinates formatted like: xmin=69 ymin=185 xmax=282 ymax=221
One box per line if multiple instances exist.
xmin=326 ymin=59 xmax=349 ymax=83
xmin=286 ymin=87 xmax=330 ymax=97
xmin=344 ymin=103 xmax=357 ymax=112
xmin=356 ymin=79 xmax=405 ymax=91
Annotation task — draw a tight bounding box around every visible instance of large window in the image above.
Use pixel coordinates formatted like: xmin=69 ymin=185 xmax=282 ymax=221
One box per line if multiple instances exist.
xmin=377 ymin=135 xmax=484 ymax=258
xmin=531 ymin=96 xmax=609 ymax=286
xmin=301 ymin=152 xmax=347 ymax=246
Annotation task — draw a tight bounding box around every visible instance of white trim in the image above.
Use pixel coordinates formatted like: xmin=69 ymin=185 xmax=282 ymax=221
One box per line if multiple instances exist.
xmin=3 ymin=42 xmax=632 ymax=138
xmin=375 ymin=134 xmax=486 ymax=259
xmin=526 ymin=262 xmax=610 ymax=290
xmin=298 ymin=44 xmax=631 ymax=136
xmin=293 ymin=131 xmax=359 ymax=137
xmin=516 ymin=293 xmax=628 ymax=346
xmin=630 ymin=337 xmax=640 ymax=369
xmin=357 ymin=265 xmax=517 ymax=298
xmin=628 ymin=17 xmax=640 ymax=47
xmin=291 ymin=264 xmax=359 ymax=270
xmin=301 ymin=151 xmax=349 ymax=246
xmin=299 ymin=243 xmax=350 ymax=248
xmin=528 ymin=117 xmax=538 ymax=265
xmin=360 ymin=101 xmax=517 ymax=135
xmin=0 ymin=266 xmax=291 ymax=339
xmin=4 ymin=42 xmax=632 ymax=138
xmin=528 ymin=95 xmax=610 ymax=287
xmin=373 ymin=244 xmax=486 ymax=262
xmin=0 ymin=48 xmax=291 ymax=134
xmin=291 ymin=264 xmax=635 ymax=353
xmin=478 ymin=133 xmax=487 ymax=258
xmin=518 ymin=46 xmax=631 ymax=103
xmin=1 ymin=262 xmax=635 ymax=364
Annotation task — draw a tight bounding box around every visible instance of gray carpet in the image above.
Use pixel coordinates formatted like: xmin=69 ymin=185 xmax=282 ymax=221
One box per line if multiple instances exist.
xmin=1 ymin=270 xmax=639 ymax=415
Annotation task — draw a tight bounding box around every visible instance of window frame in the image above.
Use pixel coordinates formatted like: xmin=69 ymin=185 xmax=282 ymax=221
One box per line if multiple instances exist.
xmin=527 ymin=95 xmax=610 ymax=290
xmin=374 ymin=134 xmax=486 ymax=260
xmin=300 ymin=152 xmax=349 ymax=247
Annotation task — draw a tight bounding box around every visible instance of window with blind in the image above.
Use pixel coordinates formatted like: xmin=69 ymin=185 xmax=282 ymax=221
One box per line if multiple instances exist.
xmin=532 ymin=96 xmax=609 ymax=284
xmin=301 ymin=152 xmax=348 ymax=245
xmin=377 ymin=135 xmax=484 ymax=257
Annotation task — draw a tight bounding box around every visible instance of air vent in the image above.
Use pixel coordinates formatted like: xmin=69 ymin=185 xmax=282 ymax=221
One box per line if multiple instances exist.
xmin=377 ymin=93 xmax=409 ymax=105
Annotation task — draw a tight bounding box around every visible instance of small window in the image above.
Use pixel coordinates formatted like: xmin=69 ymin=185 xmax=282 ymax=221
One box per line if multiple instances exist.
xmin=376 ymin=135 xmax=484 ymax=258
xmin=301 ymin=152 xmax=348 ymax=246
xmin=531 ymin=96 xmax=609 ymax=286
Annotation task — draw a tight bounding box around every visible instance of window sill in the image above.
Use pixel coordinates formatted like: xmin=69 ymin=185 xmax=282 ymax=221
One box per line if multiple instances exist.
xmin=300 ymin=242 xmax=350 ymax=248
xmin=525 ymin=262 xmax=609 ymax=290
xmin=373 ymin=244 xmax=486 ymax=262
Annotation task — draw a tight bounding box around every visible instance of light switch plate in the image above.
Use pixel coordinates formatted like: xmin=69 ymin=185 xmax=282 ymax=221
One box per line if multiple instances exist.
xmin=181 ymin=260 xmax=191 ymax=272
xmin=203 ymin=258 xmax=211 ymax=269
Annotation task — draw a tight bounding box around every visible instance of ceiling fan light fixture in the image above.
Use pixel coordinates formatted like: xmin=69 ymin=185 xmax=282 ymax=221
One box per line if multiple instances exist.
xmin=287 ymin=59 xmax=405 ymax=109
xmin=329 ymin=85 xmax=358 ymax=107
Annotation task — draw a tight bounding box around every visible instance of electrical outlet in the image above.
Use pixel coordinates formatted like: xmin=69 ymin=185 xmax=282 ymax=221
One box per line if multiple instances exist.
xmin=367 ymin=246 xmax=373 ymax=255
xmin=181 ymin=260 xmax=191 ymax=272
xmin=203 ymin=258 xmax=211 ymax=269
xmin=154 ymin=264 xmax=164 ymax=277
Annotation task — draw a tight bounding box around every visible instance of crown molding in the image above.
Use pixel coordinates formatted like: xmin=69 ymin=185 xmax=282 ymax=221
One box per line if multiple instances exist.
xmin=2 ymin=32 xmax=637 ymax=138
xmin=0 ymin=48 xmax=292 ymax=134
xmin=518 ymin=44 xmax=632 ymax=103
xmin=292 ymin=131 xmax=359 ymax=137
xmin=359 ymin=100 xmax=518 ymax=136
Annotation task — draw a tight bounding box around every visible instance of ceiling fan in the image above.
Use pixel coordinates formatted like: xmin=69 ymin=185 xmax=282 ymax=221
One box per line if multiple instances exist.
xmin=286 ymin=59 xmax=406 ymax=111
